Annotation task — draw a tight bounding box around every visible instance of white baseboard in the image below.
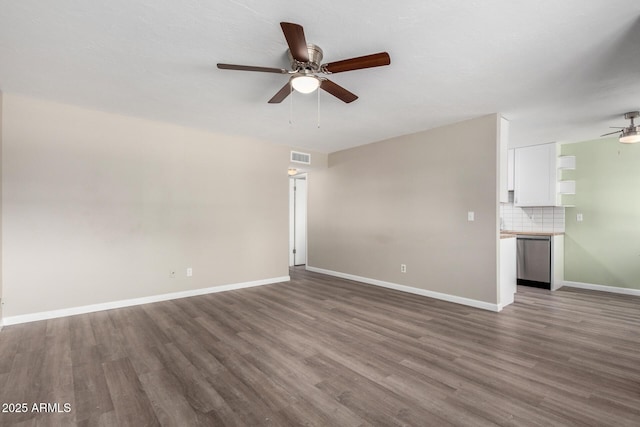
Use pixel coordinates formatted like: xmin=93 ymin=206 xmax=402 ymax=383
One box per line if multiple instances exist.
xmin=306 ymin=266 xmax=500 ymax=312
xmin=2 ymin=275 xmax=290 ymax=326
xmin=562 ymin=281 xmax=640 ymax=297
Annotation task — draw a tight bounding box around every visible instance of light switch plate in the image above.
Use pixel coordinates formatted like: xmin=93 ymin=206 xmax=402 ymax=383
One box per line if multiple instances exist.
xmin=468 ymin=211 xmax=475 ymax=221
xmin=577 ymin=213 xmax=583 ymax=222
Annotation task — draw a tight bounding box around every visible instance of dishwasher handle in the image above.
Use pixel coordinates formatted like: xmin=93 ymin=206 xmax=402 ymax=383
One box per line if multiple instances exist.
xmin=516 ymin=235 xmax=551 ymax=241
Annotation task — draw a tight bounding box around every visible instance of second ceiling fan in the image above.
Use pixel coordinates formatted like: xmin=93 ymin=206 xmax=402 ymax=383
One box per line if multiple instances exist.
xmin=217 ymin=22 xmax=391 ymax=104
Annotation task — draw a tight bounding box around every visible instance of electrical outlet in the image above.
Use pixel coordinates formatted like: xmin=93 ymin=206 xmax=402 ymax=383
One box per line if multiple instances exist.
xmin=400 ymin=264 xmax=407 ymax=273
xmin=169 ymin=271 xmax=176 ymax=279
xmin=186 ymin=267 xmax=193 ymax=277
xmin=467 ymin=211 xmax=475 ymax=221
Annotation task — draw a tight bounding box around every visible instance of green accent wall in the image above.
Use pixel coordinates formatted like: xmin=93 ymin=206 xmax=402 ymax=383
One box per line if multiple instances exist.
xmin=561 ymin=138 xmax=640 ymax=289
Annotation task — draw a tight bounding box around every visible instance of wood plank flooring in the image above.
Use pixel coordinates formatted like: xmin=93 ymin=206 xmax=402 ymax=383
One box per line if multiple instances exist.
xmin=1 ymin=267 xmax=639 ymax=426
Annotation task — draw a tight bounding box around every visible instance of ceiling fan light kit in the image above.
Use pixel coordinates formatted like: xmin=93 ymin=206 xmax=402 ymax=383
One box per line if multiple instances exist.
xmin=619 ymin=131 xmax=640 ymax=144
xmin=217 ymin=22 xmax=390 ymax=104
xmin=601 ymin=111 xmax=640 ymax=144
xmin=291 ymin=75 xmax=320 ymax=94
xmin=619 ymin=112 xmax=640 ymax=144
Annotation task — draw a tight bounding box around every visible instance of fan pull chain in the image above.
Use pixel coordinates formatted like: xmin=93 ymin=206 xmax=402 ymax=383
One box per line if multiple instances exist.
xmin=317 ymin=86 xmax=321 ymax=128
xmin=289 ymin=85 xmax=293 ymax=125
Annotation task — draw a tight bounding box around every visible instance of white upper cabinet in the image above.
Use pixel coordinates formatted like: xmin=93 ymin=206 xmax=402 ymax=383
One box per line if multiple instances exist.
xmin=514 ymin=142 xmax=557 ymax=206
xmin=514 ymin=142 xmax=575 ymax=207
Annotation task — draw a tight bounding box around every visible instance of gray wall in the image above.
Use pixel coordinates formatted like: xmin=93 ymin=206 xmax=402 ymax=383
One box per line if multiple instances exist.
xmin=308 ymin=114 xmax=500 ymax=304
xmin=0 ymin=90 xmax=3 ymax=325
xmin=2 ymin=94 xmax=290 ymax=318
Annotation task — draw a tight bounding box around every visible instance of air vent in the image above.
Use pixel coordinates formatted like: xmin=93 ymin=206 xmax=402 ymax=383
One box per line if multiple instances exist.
xmin=290 ymin=151 xmax=311 ymax=165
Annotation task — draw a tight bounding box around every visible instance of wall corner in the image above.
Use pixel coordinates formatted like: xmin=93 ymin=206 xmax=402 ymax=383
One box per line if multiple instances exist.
xmin=0 ymin=89 xmax=4 ymax=328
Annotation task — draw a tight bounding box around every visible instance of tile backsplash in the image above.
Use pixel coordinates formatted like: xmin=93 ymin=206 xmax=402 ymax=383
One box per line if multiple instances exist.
xmin=500 ymin=194 xmax=565 ymax=233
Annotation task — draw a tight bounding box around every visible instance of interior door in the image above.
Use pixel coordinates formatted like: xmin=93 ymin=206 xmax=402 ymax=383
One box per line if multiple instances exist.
xmin=289 ymin=176 xmax=307 ymax=266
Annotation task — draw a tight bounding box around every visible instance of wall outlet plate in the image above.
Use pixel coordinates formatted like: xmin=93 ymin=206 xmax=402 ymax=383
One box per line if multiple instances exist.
xmin=400 ymin=264 xmax=407 ymax=273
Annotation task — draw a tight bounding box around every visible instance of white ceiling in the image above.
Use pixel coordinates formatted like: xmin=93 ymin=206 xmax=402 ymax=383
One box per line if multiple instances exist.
xmin=1 ymin=0 xmax=639 ymax=153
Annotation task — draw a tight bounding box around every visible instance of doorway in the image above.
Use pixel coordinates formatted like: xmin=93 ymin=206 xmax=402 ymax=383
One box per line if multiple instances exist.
xmin=289 ymin=174 xmax=307 ymax=266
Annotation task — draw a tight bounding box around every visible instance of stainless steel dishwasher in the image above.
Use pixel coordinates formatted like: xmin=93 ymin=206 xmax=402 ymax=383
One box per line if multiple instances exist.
xmin=516 ymin=235 xmax=551 ymax=289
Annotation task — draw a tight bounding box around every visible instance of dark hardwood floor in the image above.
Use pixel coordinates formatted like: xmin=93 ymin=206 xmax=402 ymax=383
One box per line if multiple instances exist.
xmin=1 ymin=267 xmax=639 ymax=426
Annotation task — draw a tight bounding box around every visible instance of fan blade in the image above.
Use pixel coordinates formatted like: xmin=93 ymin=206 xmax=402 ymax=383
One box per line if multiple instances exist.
xmin=281 ymin=22 xmax=309 ymax=62
xmin=323 ymin=52 xmax=390 ymax=74
xmin=601 ymin=130 xmax=622 ymax=137
xmin=217 ymin=63 xmax=289 ymax=74
xmin=268 ymin=81 xmax=292 ymax=104
xmin=320 ymin=79 xmax=358 ymax=103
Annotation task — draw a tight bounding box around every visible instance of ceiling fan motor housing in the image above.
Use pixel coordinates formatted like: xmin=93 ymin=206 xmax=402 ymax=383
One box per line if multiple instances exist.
xmin=288 ymin=44 xmax=324 ymax=73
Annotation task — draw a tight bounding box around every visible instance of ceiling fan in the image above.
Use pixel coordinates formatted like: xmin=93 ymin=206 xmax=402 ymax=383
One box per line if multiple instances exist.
xmin=217 ymin=22 xmax=391 ymax=104
xmin=601 ymin=111 xmax=640 ymax=144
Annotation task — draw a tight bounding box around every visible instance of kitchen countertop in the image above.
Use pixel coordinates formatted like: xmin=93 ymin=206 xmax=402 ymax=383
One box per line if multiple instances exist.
xmin=501 ymin=230 xmax=565 ymax=236
xmin=500 ymin=233 xmax=517 ymax=239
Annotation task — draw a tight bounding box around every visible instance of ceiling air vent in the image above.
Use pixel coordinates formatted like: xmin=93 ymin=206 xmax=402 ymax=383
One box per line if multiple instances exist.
xmin=290 ymin=151 xmax=311 ymax=165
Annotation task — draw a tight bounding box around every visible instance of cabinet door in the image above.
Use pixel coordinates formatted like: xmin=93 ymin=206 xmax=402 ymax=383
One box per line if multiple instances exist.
xmin=507 ymin=149 xmax=515 ymax=191
xmin=514 ymin=143 xmax=556 ymax=206
xmin=499 ymin=237 xmax=517 ymax=307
